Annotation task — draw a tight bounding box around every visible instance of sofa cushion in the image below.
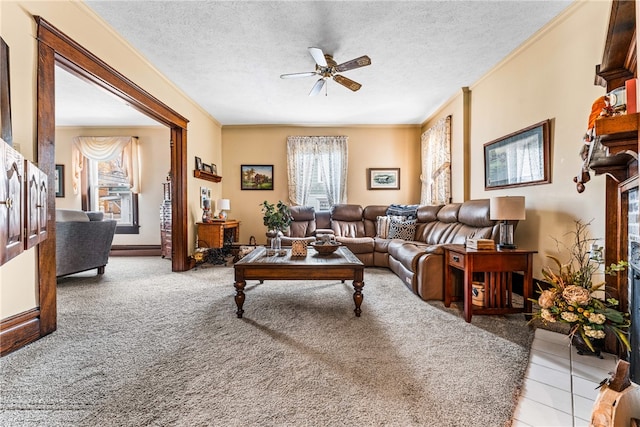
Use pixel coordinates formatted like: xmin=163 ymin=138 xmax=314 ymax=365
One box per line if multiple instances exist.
xmin=86 ymin=211 xmax=105 ymax=221
xmin=436 ymin=203 xmax=462 ymax=223
xmin=457 ymin=199 xmax=493 ymax=227
xmin=388 ymin=218 xmax=417 ymax=240
xmin=286 ymin=206 xmax=316 ymax=237
xmin=386 ymin=204 xmax=419 ymax=219
xmin=330 ymin=204 xmax=366 ymax=237
xmin=375 ymin=215 xmax=407 ymax=239
xmin=387 ymin=240 xmax=431 ymax=271
xmin=331 ymin=204 xmax=363 ymax=221
xmin=416 ymin=205 xmax=443 ymax=222
xmin=55 ymin=209 xmax=89 ymax=222
xmin=336 ymin=237 xmax=375 ymax=254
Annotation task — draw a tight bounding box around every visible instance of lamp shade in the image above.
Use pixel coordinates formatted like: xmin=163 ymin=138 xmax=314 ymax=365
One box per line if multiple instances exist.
xmin=217 ymin=199 xmax=231 ymax=211
xmin=490 ymin=196 xmax=526 ymax=221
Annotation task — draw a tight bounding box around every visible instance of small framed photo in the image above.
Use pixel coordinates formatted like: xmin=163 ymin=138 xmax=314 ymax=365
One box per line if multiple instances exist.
xmin=55 ymin=164 xmax=65 ymax=197
xmin=195 ymin=156 xmax=203 ymax=170
xmin=368 ymin=168 xmax=400 ymax=190
xmin=211 ymin=164 xmax=217 ymax=175
xmin=200 ymin=186 xmax=211 ymax=208
xmin=241 ymin=165 xmax=273 ymax=190
xmin=202 ymin=163 xmax=213 ymax=173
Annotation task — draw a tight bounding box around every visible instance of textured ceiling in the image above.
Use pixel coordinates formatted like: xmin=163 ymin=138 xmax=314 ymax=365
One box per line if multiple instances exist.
xmin=56 ymin=1 xmax=573 ymax=127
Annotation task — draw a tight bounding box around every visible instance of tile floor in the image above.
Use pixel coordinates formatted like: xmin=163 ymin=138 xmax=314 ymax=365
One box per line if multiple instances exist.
xmin=512 ymin=328 xmax=618 ymax=426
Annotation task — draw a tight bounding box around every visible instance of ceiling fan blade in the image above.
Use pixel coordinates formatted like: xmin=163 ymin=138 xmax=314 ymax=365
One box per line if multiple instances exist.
xmin=333 ymin=75 xmax=362 ymax=92
xmin=280 ymin=72 xmax=317 ymax=79
xmin=308 ymin=47 xmax=328 ymax=67
xmin=335 ymin=55 xmax=371 ymax=72
xmin=309 ymin=78 xmax=326 ymax=96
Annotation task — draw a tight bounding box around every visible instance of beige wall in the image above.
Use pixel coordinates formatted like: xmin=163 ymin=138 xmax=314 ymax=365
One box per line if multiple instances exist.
xmin=222 ymin=126 xmax=421 ymax=244
xmin=0 ymin=1 xmax=222 ymax=319
xmin=422 ymin=1 xmax=611 ymax=276
xmin=55 ymin=126 xmax=170 ymax=245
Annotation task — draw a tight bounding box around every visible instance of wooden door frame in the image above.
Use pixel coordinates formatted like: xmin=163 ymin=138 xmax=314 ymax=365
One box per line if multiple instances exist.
xmin=35 ymin=17 xmax=190 ymax=337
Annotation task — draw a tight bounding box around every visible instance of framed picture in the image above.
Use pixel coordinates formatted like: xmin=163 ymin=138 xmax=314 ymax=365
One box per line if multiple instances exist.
xmin=484 ymin=119 xmax=551 ymax=190
xmin=202 ymin=163 xmax=213 ymax=173
xmin=241 ymin=164 xmax=273 ymax=190
xmin=55 ymin=164 xmax=65 ymax=197
xmin=211 ymin=163 xmax=217 ymax=175
xmin=195 ymin=156 xmax=202 ymax=170
xmin=200 ymin=186 xmax=211 ymax=208
xmin=368 ymin=168 xmax=400 ymax=190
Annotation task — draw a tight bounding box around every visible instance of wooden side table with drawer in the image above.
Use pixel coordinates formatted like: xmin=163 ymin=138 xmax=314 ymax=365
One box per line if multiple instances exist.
xmin=443 ymin=244 xmax=537 ymax=323
xmin=196 ymin=220 xmax=240 ymax=249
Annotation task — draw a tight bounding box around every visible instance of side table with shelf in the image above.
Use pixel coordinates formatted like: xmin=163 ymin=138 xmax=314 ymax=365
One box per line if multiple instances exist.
xmin=443 ymin=244 xmax=537 ymax=323
xmin=196 ymin=220 xmax=240 ymax=249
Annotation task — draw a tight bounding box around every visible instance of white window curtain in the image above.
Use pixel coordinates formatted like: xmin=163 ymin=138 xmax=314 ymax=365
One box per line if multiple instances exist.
xmin=287 ymin=136 xmax=348 ymax=206
xmin=420 ymin=116 xmax=451 ymax=205
xmin=71 ymin=136 xmax=140 ymax=195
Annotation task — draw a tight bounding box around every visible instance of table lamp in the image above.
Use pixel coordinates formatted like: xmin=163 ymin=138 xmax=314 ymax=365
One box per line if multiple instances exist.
xmin=490 ymin=196 xmax=525 ymax=250
xmin=217 ymin=199 xmax=230 ymax=219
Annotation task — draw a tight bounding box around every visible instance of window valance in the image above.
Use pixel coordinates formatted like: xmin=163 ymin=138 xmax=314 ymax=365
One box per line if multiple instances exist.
xmin=71 ymin=136 xmax=140 ymax=194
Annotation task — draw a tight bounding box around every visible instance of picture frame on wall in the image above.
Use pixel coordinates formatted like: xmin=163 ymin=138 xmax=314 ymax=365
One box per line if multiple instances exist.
xmin=211 ymin=164 xmax=217 ymax=175
xmin=195 ymin=156 xmax=203 ymax=170
xmin=484 ymin=119 xmax=551 ymax=190
xmin=241 ymin=164 xmax=273 ymax=190
xmin=202 ymin=163 xmax=213 ymax=173
xmin=368 ymin=168 xmax=400 ymax=190
xmin=55 ymin=164 xmax=64 ymax=197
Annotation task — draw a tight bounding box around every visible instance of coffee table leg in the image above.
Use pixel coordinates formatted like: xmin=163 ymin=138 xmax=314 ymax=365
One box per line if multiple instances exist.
xmin=234 ymin=280 xmax=246 ymax=318
xmin=352 ymin=280 xmax=364 ymax=317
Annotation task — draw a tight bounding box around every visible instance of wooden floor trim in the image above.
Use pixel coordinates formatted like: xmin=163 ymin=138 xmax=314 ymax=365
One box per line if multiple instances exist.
xmin=0 ymin=308 xmax=41 ymax=356
xmin=110 ymin=245 xmax=162 ymax=257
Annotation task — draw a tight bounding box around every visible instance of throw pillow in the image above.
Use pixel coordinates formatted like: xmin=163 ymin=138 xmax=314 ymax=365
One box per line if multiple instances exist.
xmin=388 ymin=218 xmax=417 ymax=240
xmin=386 ymin=204 xmax=419 ymax=219
xmin=376 ymin=215 xmax=407 ymax=239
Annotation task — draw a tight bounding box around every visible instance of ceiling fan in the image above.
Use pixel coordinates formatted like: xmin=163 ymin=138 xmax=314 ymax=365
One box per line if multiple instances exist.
xmin=280 ymin=47 xmax=371 ymax=96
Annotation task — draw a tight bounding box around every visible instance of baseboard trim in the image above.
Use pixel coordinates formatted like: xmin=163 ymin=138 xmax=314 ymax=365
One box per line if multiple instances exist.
xmin=110 ymin=245 xmax=162 ymax=257
xmin=0 ymin=308 xmax=41 ymax=356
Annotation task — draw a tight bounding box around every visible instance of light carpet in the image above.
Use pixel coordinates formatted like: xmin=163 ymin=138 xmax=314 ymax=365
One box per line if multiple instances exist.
xmin=0 ymin=256 xmax=533 ymax=426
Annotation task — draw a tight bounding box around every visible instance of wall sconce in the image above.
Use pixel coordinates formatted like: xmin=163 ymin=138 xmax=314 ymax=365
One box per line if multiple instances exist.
xmin=490 ymin=196 xmax=526 ymax=250
xmin=217 ymin=199 xmax=230 ymax=219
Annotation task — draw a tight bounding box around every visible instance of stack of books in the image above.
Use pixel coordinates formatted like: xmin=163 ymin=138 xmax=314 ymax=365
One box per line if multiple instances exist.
xmin=466 ymin=238 xmax=495 ymax=250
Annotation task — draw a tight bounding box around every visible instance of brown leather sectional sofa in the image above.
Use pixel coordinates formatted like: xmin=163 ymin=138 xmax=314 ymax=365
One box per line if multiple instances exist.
xmin=280 ymin=199 xmax=499 ymax=301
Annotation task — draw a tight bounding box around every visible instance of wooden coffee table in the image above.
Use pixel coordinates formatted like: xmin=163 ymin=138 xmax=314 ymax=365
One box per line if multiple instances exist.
xmin=233 ymin=246 xmax=365 ymax=318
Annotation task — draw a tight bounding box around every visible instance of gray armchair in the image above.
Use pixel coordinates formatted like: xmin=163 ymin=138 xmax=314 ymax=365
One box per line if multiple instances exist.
xmin=55 ymin=209 xmax=117 ymax=278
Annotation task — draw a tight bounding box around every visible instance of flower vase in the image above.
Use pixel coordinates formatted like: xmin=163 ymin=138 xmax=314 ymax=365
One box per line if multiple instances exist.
xmin=571 ymin=334 xmax=605 ymax=359
xmin=270 ymin=233 xmax=284 ymax=256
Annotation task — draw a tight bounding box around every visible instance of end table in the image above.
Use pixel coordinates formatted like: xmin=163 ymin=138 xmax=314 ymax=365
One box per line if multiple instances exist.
xmin=443 ymin=244 xmax=537 ymax=322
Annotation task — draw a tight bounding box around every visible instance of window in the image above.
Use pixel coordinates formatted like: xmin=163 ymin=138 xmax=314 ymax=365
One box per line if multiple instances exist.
xmin=308 ymin=158 xmax=330 ymax=211
xmin=286 ymin=136 xmax=348 ymax=209
xmin=90 ymin=157 xmax=139 ymax=232
xmin=73 ymin=136 xmax=141 ymax=234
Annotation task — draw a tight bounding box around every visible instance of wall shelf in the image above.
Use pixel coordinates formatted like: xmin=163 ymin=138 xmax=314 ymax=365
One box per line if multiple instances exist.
xmin=194 ymin=169 xmax=222 ymax=183
xmin=595 ymin=113 xmax=639 ymax=152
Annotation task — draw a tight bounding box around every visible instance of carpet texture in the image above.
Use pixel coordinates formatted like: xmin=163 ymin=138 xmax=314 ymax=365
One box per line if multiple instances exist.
xmin=0 ymin=257 xmax=534 ymax=426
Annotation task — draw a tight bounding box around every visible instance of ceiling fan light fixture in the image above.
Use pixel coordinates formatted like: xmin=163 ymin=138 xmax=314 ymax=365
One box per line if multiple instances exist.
xmin=283 ymin=47 xmax=371 ymax=96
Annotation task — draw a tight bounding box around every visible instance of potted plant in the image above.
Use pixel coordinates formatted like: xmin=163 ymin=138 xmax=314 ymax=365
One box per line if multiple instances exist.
xmin=261 ymin=200 xmax=292 ymax=254
xmin=530 ymin=220 xmax=630 ymax=356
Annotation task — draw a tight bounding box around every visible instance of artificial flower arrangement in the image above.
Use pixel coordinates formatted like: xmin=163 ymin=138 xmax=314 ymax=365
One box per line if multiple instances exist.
xmin=530 ymin=220 xmax=631 ymax=353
